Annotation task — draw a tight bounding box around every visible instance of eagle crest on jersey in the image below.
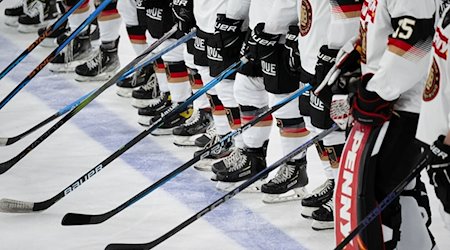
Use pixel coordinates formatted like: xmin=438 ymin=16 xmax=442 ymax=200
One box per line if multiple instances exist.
xmin=423 ymin=58 xmax=441 ymax=101
xmin=300 ymin=0 xmax=313 ymax=36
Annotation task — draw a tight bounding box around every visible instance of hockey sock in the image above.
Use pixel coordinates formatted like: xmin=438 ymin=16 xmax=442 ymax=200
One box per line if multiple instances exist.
xmin=164 ymin=61 xmax=191 ymax=103
xmin=155 ymin=59 xmax=169 ymax=93
xmin=188 ymin=67 xmax=210 ymax=110
xmin=66 ymin=0 xmax=91 ymax=32
xmin=226 ymin=107 xmax=244 ymax=148
xmin=240 ymin=105 xmax=272 ymax=148
xmin=323 ymin=131 xmax=346 ymax=179
xmin=97 ymin=1 xmax=120 ymax=42
xmin=315 ymin=140 xmax=334 ymax=180
xmin=126 ymin=25 xmax=147 ymax=55
xmin=277 ymin=117 xmax=310 ymax=160
xmin=208 ymin=94 xmax=230 ymax=136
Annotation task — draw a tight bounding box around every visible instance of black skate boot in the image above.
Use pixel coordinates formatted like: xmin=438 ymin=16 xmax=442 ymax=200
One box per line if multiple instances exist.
xmin=48 ymin=27 xmax=93 ymax=72
xmin=37 ymin=19 xmax=69 ymax=48
xmin=173 ymin=108 xmax=213 ymax=147
xmin=145 ymin=103 xmax=193 ymax=135
xmin=261 ymin=158 xmax=309 ymax=203
xmin=311 ymin=198 xmax=334 ymax=231
xmin=194 ymin=125 xmax=216 ymax=148
xmin=137 ymin=91 xmax=171 ymax=121
xmin=18 ymin=0 xmax=61 ymax=33
xmin=75 ymin=37 xmax=120 ymax=81
xmin=301 ymin=178 xmax=335 ymax=218
xmin=5 ymin=0 xmax=24 ymax=27
xmin=214 ymin=141 xmax=269 ymax=192
xmin=192 ymin=131 xmax=233 ymax=172
xmin=116 ymin=64 xmax=158 ymax=99
xmin=129 ymin=67 xmax=161 ymax=105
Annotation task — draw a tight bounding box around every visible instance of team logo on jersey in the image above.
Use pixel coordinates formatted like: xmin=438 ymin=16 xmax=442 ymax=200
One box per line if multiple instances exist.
xmin=300 ymin=0 xmax=313 ymax=37
xmin=423 ymin=58 xmax=440 ymax=101
xmin=433 ymin=27 xmax=448 ymax=60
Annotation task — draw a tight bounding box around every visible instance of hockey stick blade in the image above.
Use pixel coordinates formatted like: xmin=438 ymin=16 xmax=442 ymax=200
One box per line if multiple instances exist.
xmin=61 ymin=58 xmax=249 ymax=226
xmin=0 ymin=199 xmax=34 ymax=213
xmin=0 ymin=157 xmax=19 ymax=175
xmin=106 ymin=125 xmax=338 ymax=250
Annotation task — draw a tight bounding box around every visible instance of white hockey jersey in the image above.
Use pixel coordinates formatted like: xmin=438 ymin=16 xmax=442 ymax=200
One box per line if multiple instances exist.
xmin=360 ymin=0 xmax=436 ymax=114
xmin=193 ymin=0 xmax=228 ymax=33
xmin=417 ymin=4 xmax=450 ymax=146
xmin=327 ymin=0 xmax=362 ymax=49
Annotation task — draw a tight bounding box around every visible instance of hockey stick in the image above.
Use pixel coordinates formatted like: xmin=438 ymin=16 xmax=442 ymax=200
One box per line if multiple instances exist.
xmin=334 ymin=152 xmax=431 ymax=250
xmin=0 ymin=0 xmax=85 ymax=80
xmin=105 ymin=124 xmax=339 ymax=250
xmin=0 ymin=90 xmax=93 ymax=147
xmin=0 ymin=26 xmax=183 ymax=176
xmin=0 ymin=52 xmax=244 ymax=214
xmin=61 ymin=83 xmax=312 ymax=226
xmin=0 ymin=0 xmax=112 ymax=110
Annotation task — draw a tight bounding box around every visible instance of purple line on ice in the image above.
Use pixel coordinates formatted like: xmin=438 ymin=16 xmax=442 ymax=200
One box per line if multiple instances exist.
xmin=0 ymin=34 xmax=307 ymax=250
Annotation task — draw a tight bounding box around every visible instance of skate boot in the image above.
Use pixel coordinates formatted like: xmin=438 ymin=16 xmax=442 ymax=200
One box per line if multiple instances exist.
xmin=261 ymin=158 xmax=309 ymax=203
xmin=301 ymin=178 xmax=335 ymax=218
xmin=37 ymin=19 xmax=69 ymax=47
xmin=18 ymin=0 xmax=61 ymax=33
xmin=75 ymin=38 xmax=120 ymax=82
xmin=138 ymin=91 xmax=171 ymax=121
xmin=192 ymin=131 xmax=233 ymax=172
xmin=144 ymin=103 xmax=193 ymax=135
xmin=129 ymin=67 xmax=161 ymax=106
xmin=173 ymin=108 xmax=213 ymax=147
xmin=48 ymin=28 xmax=94 ymax=72
xmin=116 ymin=64 xmax=157 ymax=99
xmin=311 ymin=198 xmax=334 ymax=231
xmin=214 ymin=141 xmax=269 ymax=192
xmin=194 ymin=125 xmax=216 ymax=148
xmin=5 ymin=0 xmax=24 ymax=27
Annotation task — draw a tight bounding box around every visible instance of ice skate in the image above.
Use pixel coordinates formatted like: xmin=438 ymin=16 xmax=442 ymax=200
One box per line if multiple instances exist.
xmin=143 ymin=104 xmax=193 ymax=136
xmin=137 ymin=92 xmax=172 ymax=123
xmin=129 ymin=67 xmax=160 ymax=105
xmin=311 ymin=198 xmax=334 ymax=231
xmin=261 ymin=158 xmax=309 ymax=203
xmin=173 ymin=108 xmax=213 ymax=147
xmin=18 ymin=0 xmax=61 ymax=33
xmin=5 ymin=0 xmax=24 ymax=27
xmin=301 ymin=179 xmax=334 ymax=218
xmin=194 ymin=125 xmax=216 ymax=148
xmin=192 ymin=131 xmax=233 ymax=171
xmin=37 ymin=20 xmax=69 ymax=48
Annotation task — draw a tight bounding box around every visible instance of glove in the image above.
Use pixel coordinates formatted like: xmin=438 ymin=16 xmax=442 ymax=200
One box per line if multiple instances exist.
xmin=315 ymin=45 xmax=339 ymax=88
xmin=352 ymin=74 xmax=396 ymax=126
xmin=171 ymin=0 xmax=195 ymax=34
xmin=246 ymin=23 xmax=280 ymax=60
xmin=211 ymin=14 xmax=243 ymax=49
xmin=146 ymin=0 xmax=165 ymax=8
xmin=427 ymin=135 xmax=450 ymax=213
xmin=284 ymin=25 xmax=301 ymax=74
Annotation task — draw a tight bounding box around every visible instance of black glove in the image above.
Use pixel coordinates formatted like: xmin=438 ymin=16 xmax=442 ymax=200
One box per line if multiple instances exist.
xmin=427 ymin=135 xmax=450 ymax=213
xmin=146 ymin=0 xmax=165 ymax=8
xmin=284 ymin=25 xmax=301 ymax=74
xmin=352 ymin=74 xmax=396 ymax=126
xmin=171 ymin=0 xmax=195 ymax=34
xmin=315 ymin=45 xmax=339 ymax=88
xmin=246 ymin=23 xmax=280 ymax=60
xmin=211 ymin=14 xmax=243 ymax=49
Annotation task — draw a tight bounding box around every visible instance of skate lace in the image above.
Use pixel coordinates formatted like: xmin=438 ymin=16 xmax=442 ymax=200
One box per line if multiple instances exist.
xmin=86 ymin=52 xmax=102 ymax=71
xmin=271 ymin=164 xmax=295 ymax=184
xmin=140 ymin=74 xmax=159 ymax=98
xmin=226 ymin=148 xmax=247 ymax=171
xmin=24 ymin=0 xmax=44 ymax=21
xmin=64 ymin=40 xmax=74 ymax=62
xmin=204 ymin=126 xmax=217 ymax=139
xmin=310 ymin=179 xmax=333 ymax=198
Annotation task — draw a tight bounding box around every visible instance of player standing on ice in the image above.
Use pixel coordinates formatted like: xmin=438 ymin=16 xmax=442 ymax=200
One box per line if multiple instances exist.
xmin=416 ymin=2 xmax=450 ymax=232
xmin=334 ymin=0 xmax=438 ymax=248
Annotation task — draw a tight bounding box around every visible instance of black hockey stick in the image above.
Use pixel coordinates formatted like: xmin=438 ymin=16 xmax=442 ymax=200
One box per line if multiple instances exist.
xmin=105 ymin=125 xmax=339 ymax=250
xmin=0 ymin=0 xmax=85 ymax=80
xmin=0 ymin=52 xmax=244 ymax=214
xmin=61 ymin=83 xmax=313 ymax=226
xmin=0 ymin=90 xmax=93 ymax=147
xmin=334 ymin=152 xmax=431 ymax=250
xmin=0 ymin=0 xmax=112 ymax=110
xmin=0 ymin=26 xmax=182 ymax=176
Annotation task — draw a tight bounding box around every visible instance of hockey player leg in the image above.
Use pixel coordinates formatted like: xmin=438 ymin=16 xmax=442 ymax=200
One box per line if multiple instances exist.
xmin=75 ymin=0 xmax=121 ymax=81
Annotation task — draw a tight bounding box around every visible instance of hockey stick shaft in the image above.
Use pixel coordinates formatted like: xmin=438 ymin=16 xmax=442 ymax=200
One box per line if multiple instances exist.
xmin=0 ymin=89 xmax=93 ymax=147
xmin=0 ymin=26 xmax=184 ymax=176
xmin=105 ymin=125 xmax=339 ymax=250
xmin=0 ymin=0 xmax=112 ymax=110
xmin=0 ymin=0 xmax=85 ymax=80
xmin=61 ymin=83 xmax=312 ymax=225
xmin=334 ymin=153 xmax=431 ymax=250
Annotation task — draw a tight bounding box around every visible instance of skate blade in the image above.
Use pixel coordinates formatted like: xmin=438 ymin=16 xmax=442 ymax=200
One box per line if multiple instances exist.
xmin=49 ymin=51 xmax=95 ymax=73
xmin=193 ymin=159 xmax=215 ymax=172
xmin=216 ymin=179 xmax=264 ymax=193
xmin=173 ymin=134 xmax=203 ymax=147
xmin=138 ymin=116 xmax=151 ymax=127
xmin=17 ymin=21 xmax=49 ymax=33
xmin=311 ymin=220 xmax=334 ymax=231
xmin=262 ymin=187 xmax=309 ymax=204
xmin=75 ymin=64 xmax=120 ymax=82
xmin=39 ymin=38 xmax=57 ymax=48
xmin=300 ymin=206 xmax=320 ymax=219
xmin=131 ymin=98 xmax=160 ymax=109
xmin=151 ymin=128 xmax=174 ymax=136
xmin=116 ymin=87 xmax=132 ymax=98
xmin=4 ymin=17 xmax=19 ymax=27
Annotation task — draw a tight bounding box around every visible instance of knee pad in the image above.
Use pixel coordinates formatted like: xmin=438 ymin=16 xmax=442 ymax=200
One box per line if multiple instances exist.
xmin=164 ymin=61 xmax=189 ymax=83
xmin=240 ymin=105 xmax=273 ymax=126
xmin=225 ymin=107 xmax=241 ymax=130
xmin=207 ymin=94 xmax=225 ymax=115
xmin=276 ymin=117 xmax=309 ymax=137
xmin=188 ymin=67 xmax=203 ymax=90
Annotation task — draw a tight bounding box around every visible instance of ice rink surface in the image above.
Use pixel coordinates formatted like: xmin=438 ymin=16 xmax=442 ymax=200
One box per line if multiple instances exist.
xmin=0 ymin=1 xmax=449 ymax=249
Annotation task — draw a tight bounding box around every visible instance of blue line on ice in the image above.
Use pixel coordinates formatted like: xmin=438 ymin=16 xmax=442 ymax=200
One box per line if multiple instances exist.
xmin=0 ymin=34 xmax=307 ymax=250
